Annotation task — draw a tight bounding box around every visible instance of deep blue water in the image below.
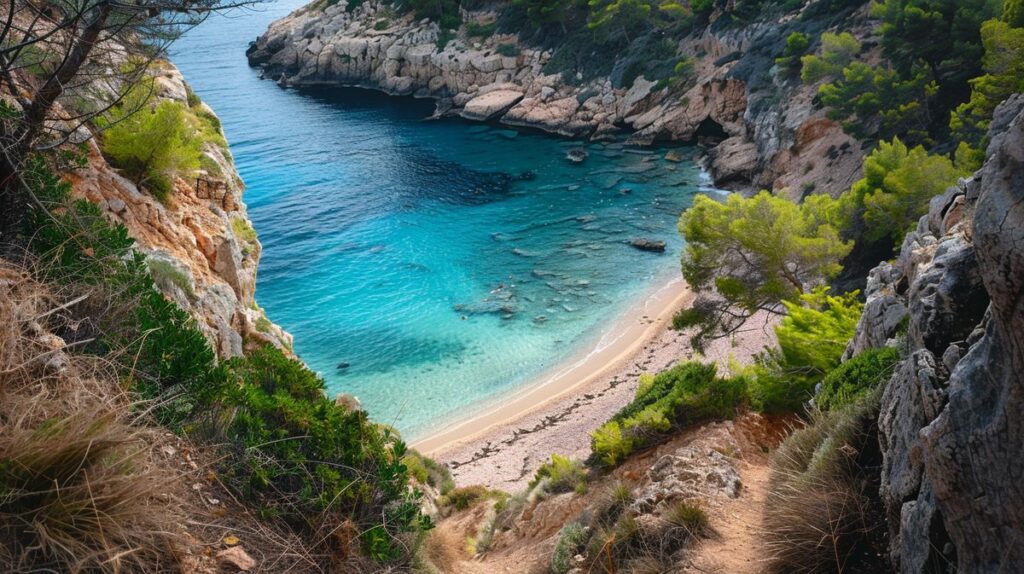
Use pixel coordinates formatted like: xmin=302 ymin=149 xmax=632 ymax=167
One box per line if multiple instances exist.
xmin=170 ymin=1 xmax=714 ymax=439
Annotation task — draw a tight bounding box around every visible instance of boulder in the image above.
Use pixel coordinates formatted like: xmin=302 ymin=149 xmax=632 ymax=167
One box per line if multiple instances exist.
xmin=460 ymin=89 xmax=524 ymax=121
xmin=629 ymin=238 xmax=666 ymax=253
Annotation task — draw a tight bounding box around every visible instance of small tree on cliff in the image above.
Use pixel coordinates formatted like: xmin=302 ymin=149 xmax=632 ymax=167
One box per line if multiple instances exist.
xmin=676 ymin=191 xmax=853 ymax=348
xmin=0 ymin=0 xmax=253 ymax=239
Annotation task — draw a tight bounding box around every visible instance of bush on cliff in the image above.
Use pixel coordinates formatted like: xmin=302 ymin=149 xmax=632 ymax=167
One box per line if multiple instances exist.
xmin=816 ymin=0 xmax=1000 ymax=145
xmin=98 ymin=86 xmax=201 ymax=202
xmin=951 ymin=18 xmax=1024 ymax=170
xmin=838 ymin=137 xmax=965 ymax=247
xmin=799 ymin=31 xmax=859 ymax=84
xmin=747 ymin=287 xmax=862 ymax=413
xmin=590 ymin=362 xmax=747 ymax=467
xmin=222 ymin=346 xmax=431 ymax=560
xmin=530 ymin=454 xmax=588 ymax=494
xmin=816 ymin=346 xmax=901 ymax=411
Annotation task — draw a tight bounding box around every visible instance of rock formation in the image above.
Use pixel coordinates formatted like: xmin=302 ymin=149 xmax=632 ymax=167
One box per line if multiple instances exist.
xmin=68 ymin=62 xmax=291 ymax=358
xmin=246 ymin=0 xmax=868 ymax=195
xmin=846 ymin=95 xmax=1024 ymax=572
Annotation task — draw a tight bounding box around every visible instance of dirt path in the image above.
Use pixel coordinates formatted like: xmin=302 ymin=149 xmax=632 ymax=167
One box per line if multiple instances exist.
xmin=684 ymin=457 xmax=771 ymax=573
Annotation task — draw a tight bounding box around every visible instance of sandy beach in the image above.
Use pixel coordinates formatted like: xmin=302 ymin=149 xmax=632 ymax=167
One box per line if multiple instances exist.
xmin=414 ymin=276 xmax=778 ymax=492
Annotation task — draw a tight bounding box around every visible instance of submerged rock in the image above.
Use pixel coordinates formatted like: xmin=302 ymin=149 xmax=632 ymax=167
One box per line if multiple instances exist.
xmin=566 ymin=148 xmax=589 ymax=164
xmin=629 ymin=238 xmax=666 ymax=253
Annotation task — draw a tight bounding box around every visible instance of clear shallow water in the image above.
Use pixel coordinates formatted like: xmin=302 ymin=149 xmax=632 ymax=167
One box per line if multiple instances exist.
xmin=170 ymin=2 xmax=715 ymax=439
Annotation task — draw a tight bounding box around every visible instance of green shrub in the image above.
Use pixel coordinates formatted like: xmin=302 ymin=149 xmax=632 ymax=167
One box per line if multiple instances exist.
xmin=950 ymin=19 xmax=1024 ymax=170
xmin=818 ymin=62 xmax=939 ymax=145
xmin=590 ymin=363 xmax=747 ymax=467
xmin=748 ymin=288 xmax=862 ymax=414
xmin=678 ymin=192 xmax=853 ymax=348
xmin=98 ymin=87 xmax=201 ymax=202
xmin=436 ymin=28 xmax=456 ymax=50
xmin=551 ymin=522 xmax=589 ymax=574
xmin=231 ymin=217 xmax=258 ymax=244
xmin=841 ymin=138 xmax=965 ymax=246
xmin=800 ymin=31 xmax=860 ymax=83
xmin=185 ymin=85 xmax=202 ymax=108
xmin=666 ymin=500 xmax=708 ymax=534
xmin=397 ymin=0 xmax=461 ymax=29
xmin=775 ymin=31 xmax=809 ymax=75
xmin=817 ymin=347 xmax=901 ymax=411
xmin=147 ymin=258 xmax=195 ymax=301
xmin=24 ymin=157 xmax=226 ymax=421
xmin=442 ymin=485 xmax=490 ymax=511
xmin=403 ymin=452 xmax=430 ymax=484
xmin=223 ymin=346 xmax=430 ymax=558
xmin=465 ymin=20 xmax=496 ymax=38
xmin=496 ymin=42 xmax=519 ymax=57
xmin=403 ymin=450 xmax=454 ymax=494
xmin=530 ymin=454 xmax=588 ymax=494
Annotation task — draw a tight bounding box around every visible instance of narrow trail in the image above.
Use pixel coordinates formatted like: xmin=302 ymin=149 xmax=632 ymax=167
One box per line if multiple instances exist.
xmin=684 ymin=458 xmax=771 ymax=573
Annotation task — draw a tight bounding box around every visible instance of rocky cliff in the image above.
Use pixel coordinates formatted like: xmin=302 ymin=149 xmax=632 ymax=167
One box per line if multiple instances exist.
xmin=67 ymin=62 xmax=291 ymax=358
xmin=246 ymin=0 xmax=867 ymax=196
xmin=845 ymin=95 xmax=1024 ymax=572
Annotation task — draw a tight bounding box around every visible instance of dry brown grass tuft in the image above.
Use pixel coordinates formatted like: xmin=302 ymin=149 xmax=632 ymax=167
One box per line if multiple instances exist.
xmin=762 ymin=390 xmax=891 ymax=574
xmin=0 ymin=261 xmax=186 ymax=573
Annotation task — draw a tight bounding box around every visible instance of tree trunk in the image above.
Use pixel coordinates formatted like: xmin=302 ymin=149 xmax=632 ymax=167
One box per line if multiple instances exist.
xmin=0 ymin=2 xmax=111 ymax=239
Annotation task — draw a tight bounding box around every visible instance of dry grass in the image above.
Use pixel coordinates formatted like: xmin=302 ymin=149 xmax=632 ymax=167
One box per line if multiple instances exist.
xmin=0 ymin=262 xmax=186 ymax=573
xmin=762 ymin=390 xmax=891 ymax=574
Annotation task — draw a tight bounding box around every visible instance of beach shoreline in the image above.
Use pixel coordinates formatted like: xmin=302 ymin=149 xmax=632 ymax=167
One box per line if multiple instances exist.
xmin=412 ymin=273 xmax=692 ymax=456
xmin=413 ymin=268 xmax=778 ymax=491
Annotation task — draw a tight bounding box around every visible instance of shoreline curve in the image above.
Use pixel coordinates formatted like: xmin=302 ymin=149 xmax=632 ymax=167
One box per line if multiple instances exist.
xmin=412 ymin=274 xmax=692 ymax=456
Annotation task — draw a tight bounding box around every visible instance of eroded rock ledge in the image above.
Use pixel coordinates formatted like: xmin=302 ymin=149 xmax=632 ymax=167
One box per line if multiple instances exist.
xmin=846 ymin=95 xmax=1024 ymax=572
xmin=69 ymin=62 xmax=291 ymax=358
xmin=247 ymin=0 xmax=866 ymax=196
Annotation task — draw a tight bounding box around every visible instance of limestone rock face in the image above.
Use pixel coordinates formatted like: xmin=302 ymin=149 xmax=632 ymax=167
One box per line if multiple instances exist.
xmin=849 ymin=95 xmax=1024 ymax=572
xmin=246 ymin=0 xmax=870 ymax=194
xmin=68 ymin=61 xmax=292 ymax=358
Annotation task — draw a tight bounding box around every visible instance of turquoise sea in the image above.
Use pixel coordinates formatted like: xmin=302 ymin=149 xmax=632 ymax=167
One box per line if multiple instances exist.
xmin=171 ymin=1 xmax=715 ymax=439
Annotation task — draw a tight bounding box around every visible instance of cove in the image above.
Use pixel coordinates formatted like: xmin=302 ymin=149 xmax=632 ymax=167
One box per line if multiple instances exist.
xmin=170 ymin=1 xmax=715 ymax=439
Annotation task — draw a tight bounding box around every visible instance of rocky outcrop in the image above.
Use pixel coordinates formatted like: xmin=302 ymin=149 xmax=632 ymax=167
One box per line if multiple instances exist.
xmin=247 ymin=0 xmax=868 ymax=195
xmin=67 ymin=62 xmax=291 ymax=358
xmin=847 ymin=95 xmax=1024 ymax=572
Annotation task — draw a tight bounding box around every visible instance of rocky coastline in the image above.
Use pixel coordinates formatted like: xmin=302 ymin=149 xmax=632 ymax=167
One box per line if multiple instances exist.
xmin=246 ymin=0 xmax=867 ymax=196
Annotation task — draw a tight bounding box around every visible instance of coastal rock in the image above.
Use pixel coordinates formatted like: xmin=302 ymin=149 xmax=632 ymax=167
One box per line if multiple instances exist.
xmin=246 ymin=0 xmax=872 ymax=194
xmin=67 ymin=60 xmax=291 ymax=358
xmin=461 ymin=89 xmax=523 ymax=121
xmin=629 ymin=238 xmax=667 ymax=253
